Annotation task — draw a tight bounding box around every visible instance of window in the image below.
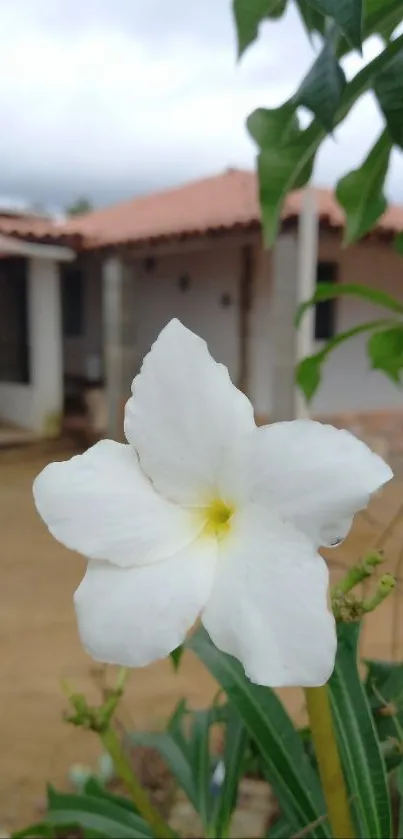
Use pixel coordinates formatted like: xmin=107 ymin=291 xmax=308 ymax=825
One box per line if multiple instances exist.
xmin=0 ymin=257 xmax=30 ymax=383
xmin=315 ymin=261 xmax=338 ymax=340
xmin=61 ymin=263 xmax=84 ymax=337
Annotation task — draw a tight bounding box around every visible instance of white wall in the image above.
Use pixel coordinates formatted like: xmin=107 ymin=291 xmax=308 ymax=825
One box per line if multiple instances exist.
xmin=132 ymin=246 xmax=242 ymax=383
xmin=63 ymin=255 xmax=103 ymax=379
xmin=313 ymin=234 xmax=403 ymax=415
xmin=0 ymin=257 xmax=63 ymax=434
xmin=249 ymin=232 xmax=403 ymax=418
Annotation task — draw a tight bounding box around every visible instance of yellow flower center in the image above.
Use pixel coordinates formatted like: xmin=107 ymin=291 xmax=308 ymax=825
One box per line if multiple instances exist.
xmin=203 ymin=498 xmax=234 ymax=538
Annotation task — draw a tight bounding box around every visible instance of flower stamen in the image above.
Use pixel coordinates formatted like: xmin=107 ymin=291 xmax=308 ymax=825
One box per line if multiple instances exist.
xmin=203 ymin=499 xmax=234 ymax=539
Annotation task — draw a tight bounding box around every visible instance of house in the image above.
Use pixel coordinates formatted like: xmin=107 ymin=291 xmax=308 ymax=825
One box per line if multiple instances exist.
xmin=1 ymin=168 xmax=403 ymax=446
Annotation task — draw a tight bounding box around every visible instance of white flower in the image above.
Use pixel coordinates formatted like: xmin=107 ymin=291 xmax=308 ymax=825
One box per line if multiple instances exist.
xmin=33 ymin=319 xmax=392 ymax=687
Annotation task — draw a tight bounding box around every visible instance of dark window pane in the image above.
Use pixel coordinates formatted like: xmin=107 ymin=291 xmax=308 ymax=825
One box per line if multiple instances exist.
xmin=61 ymin=264 xmax=84 ymax=337
xmin=315 ymin=261 xmax=338 ymax=340
xmin=0 ymin=257 xmax=30 ymax=383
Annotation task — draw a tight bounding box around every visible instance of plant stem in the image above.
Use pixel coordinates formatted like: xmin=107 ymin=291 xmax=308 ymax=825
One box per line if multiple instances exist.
xmin=101 ymin=726 xmax=175 ymax=838
xmin=304 ymin=686 xmax=355 ymax=839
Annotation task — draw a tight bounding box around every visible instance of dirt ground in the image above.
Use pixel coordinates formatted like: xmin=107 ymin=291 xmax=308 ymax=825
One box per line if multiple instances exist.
xmin=1 ymin=442 xmax=403 ymax=833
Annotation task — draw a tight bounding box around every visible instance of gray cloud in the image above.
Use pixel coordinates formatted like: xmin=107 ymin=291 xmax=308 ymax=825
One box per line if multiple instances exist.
xmin=0 ymin=0 xmax=402 ymax=211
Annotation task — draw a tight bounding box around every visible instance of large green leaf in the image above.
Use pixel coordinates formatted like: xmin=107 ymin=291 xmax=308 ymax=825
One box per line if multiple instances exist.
xmin=46 ymin=786 xmax=153 ymax=839
xmin=294 ymin=30 xmax=346 ymax=131
xmin=295 ymin=0 xmax=326 ymax=39
xmin=189 ymin=709 xmax=215 ymax=827
xmin=83 ymin=777 xmax=140 ymax=814
xmin=328 ymin=622 xmax=392 ymax=838
xmin=374 ymin=45 xmax=403 ymax=147
xmin=232 ymin=0 xmax=288 ymax=57
xmin=368 ymin=325 xmax=403 ymax=382
xmin=12 ymin=825 xmax=55 ymax=839
xmin=363 ymin=0 xmax=403 ymax=42
xmin=296 ymin=0 xmax=401 ymax=50
xmin=295 ymin=282 xmax=403 ymax=327
xmin=249 ymin=33 xmax=403 ymax=245
xmin=252 ymin=28 xmax=403 ymax=247
xmin=248 ymin=104 xmax=316 ymax=245
xmin=267 ymin=815 xmax=294 ymax=837
xmin=336 ymin=130 xmax=392 ymax=243
xmin=211 ymin=707 xmax=249 ymax=837
xmin=296 ymin=320 xmax=391 ymax=400
xmin=188 ymin=628 xmax=330 ymax=838
xmin=304 ymin=0 xmax=364 ymax=50
xmin=397 ymin=762 xmax=403 ymax=838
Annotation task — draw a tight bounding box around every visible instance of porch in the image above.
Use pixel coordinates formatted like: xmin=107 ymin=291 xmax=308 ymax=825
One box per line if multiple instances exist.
xmin=0 ymin=234 xmax=75 ymax=438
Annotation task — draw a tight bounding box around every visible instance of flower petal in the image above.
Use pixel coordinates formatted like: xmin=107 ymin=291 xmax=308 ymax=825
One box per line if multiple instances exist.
xmin=218 ymin=420 xmax=393 ymax=547
xmin=202 ymin=507 xmax=336 ymax=687
xmin=74 ymin=536 xmax=218 ymax=666
xmin=124 ymin=319 xmax=255 ymax=504
xmin=33 ymin=439 xmax=202 ymax=567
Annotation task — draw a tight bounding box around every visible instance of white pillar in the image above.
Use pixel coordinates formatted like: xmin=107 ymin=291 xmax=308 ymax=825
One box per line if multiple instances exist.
xmin=29 ymin=257 xmax=63 ymax=436
xmin=103 ymin=256 xmax=137 ymax=440
xmin=270 ymin=189 xmax=318 ymax=422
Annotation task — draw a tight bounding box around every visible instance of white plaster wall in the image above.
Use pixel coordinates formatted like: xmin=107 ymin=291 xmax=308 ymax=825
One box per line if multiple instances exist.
xmin=30 ymin=258 xmax=63 ymax=433
xmin=132 ymin=246 xmax=242 ymax=383
xmin=249 ymin=248 xmax=273 ymax=416
xmin=63 ymin=256 xmax=103 ymax=379
xmin=0 ymin=382 xmax=35 ymax=429
xmin=249 ymin=232 xmax=403 ymax=417
xmin=0 ymin=257 xmax=63 ymax=433
xmin=312 ymin=234 xmax=403 ymax=415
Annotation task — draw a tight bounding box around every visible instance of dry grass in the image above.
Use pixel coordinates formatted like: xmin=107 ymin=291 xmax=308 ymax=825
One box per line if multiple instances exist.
xmin=1 ymin=442 xmax=403 ymax=832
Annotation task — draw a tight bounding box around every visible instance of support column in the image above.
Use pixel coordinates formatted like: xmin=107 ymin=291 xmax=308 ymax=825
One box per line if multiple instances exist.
xmin=29 ymin=257 xmax=63 ymax=436
xmin=270 ymin=189 xmax=318 ymax=422
xmin=103 ymin=255 xmax=137 ymax=441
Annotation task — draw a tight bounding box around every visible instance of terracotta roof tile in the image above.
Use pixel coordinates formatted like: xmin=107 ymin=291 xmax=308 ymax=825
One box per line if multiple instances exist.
xmin=3 ymin=170 xmax=403 ymax=250
xmin=0 ymin=214 xmax=82 ymax=246
xmin=61 ymin=168 xmax=403 ymax=249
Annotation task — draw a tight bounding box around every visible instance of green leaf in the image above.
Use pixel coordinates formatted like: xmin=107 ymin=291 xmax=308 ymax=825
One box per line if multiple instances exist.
xmin=328 ymin=622 xmax=392 ymax=838
xmin=296 ymin=355 xmax=323 ymax=401
xmin=212 ymin=708 xmax=249 ymax=837
xmin=295 ymin=282 xmax=403 ymax=327
xmin=294 ymin=30 xmax=346 ymax=131
xmin=267 ymin=815 xmax=294 ymax=837
xmin=189 ymin=709 xmax=215 ymax=827
xmin=170 ymin=645 xmax=184 ymax=670
xmin=248 ymin=33 xmax=403 ymax=247
xmin=336 ymin=131 xmax=392 ymax=243
xmin=46 ymin=786 xmax=153 ymax=839
xmin=188 ymin=628 xmax=330 ymax=838
xmin=83 ymin=777 xmax=140 ymax=815
xmin=368 ymin=325 xmax=403 ymax=382
xmin=12 ymin=824 xmax=55 ymax=839
xmin=304 ymin=0 xmax=363 ymax=50
xmin=363 ymin=0 xmax=403 ymax=42
xmin=248 ymin=104 xmax=316 ymax=245
xmin=232 ymin=0 xmax=288 ymax=57
xmin=130 ymin=730 xmax=198 ymax=810
xmin=295 ymin=0 xmax=326 ymax=39
xmin=397 ymin=761 xmax=403 ymax=837
xmin=374 ymin=45 xmax=403 ymax=146
xmin=167 ymin=698 xmax=192 ymax=758
xmin=296 ymin=319 xmax=393 ymax=401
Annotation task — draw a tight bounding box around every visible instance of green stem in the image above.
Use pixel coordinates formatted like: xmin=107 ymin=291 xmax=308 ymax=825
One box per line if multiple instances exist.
xmin=332 ymin=551 xmax=384 ymax=598
xmin=362 ymin=573 xmax=396 ymax=613
xmin=101 ymin=726 xmax=175 ymax=838
xmin=305 ymin=686 xmax=355 ymax=839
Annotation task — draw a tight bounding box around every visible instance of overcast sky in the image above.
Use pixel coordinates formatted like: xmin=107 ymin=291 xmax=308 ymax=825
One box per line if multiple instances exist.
xmin=0 ymin=0 xmax=402 ymax=211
